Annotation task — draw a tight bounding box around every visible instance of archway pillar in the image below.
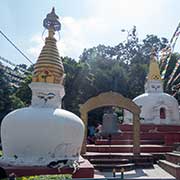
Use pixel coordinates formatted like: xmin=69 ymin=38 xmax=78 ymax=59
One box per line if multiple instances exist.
xmin=133 ymin=114 xmax=140 ymax=155
xmin=79 ymin=92 xmax=141 ymax=156
xmin=81 ymin=112 xmax=87 ymax=154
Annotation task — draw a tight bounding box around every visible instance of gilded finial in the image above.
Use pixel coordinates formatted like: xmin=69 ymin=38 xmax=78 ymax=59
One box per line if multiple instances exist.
xmin=147 ymin=47 xmax=161 ymax=81
xmin=43 ymin=7 xmax=61 ymax=32
xmin=43 ymin=7 xmax=61 ymax=38
xmin=150 ymin=47 xmax=157 ymax=61
xmin=32 ymin=8 xmax=64 ymax=84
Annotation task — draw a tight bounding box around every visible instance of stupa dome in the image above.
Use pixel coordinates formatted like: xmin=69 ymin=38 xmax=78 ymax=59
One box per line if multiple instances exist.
xmin=124 ymin=50 xmax=180 ymax=125
xmin=0 ymin=8 xmax=84 ymax=166
xmin=1 ymin=107 xmax=84 ymax=165
xmin=132 ymin=92 xmax=180 ymax=125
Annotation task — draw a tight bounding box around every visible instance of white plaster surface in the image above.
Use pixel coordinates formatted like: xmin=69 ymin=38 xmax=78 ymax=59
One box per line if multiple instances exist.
xmin=1 ymin=107 xmax=84 ymax=165
xmin=124 ymin=79 xmax=180 ymax=125
xmin=29 ymin=82 xmax=65 ymax=108
xmin=0 ymin=82 xmax=85 ymax=166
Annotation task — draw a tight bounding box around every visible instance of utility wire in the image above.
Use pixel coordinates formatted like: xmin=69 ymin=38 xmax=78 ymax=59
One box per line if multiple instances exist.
xmin=0 ymin=65 xmax=26 ymax=78
xmin=0 ymin=56 xmax=31 ymax=74
xmin=0 ymin=29 xmax=33 ymax=64
xmin=0 ymin=65 xmax=24 ymax=83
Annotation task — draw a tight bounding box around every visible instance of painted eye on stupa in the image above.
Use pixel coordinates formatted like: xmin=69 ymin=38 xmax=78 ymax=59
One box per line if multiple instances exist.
xmin=37 ymin=92 xmax=47 ymax=99
xmin=37 ymin=92 xmax=55 ymax=102
xmin=47 ymin=93 xmax=55 ymax=99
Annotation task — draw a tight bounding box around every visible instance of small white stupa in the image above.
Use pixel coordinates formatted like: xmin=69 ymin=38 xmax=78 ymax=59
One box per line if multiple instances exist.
xmin=124 ymin=50 xmax=180 ymax=125
xmin=0 ymin=8 xmax=84 ymax=166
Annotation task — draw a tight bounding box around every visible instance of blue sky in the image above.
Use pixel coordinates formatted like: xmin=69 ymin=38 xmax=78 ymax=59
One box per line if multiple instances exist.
xmin=0 ymin=0 xmax=180 ymax=67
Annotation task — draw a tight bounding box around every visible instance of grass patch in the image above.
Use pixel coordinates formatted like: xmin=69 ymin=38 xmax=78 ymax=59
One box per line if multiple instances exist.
xmin=0 ymin=150 xmax=3 ymax=157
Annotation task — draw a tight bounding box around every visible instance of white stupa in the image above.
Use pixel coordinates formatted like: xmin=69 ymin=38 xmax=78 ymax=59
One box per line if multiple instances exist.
xmin=124 ymin=50 xmax=180 ymax=125
xmin=0 ymin=8 xmax=84 ymax=166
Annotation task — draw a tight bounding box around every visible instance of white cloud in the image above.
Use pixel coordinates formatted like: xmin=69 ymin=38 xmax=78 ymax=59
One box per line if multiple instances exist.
xmin=27 ymin=0 xmax=174 ymax=61
xmin=27 ymin=34 xmax=43 ymax=59
xmin=27 ymin=16 xmax=108 ymax=60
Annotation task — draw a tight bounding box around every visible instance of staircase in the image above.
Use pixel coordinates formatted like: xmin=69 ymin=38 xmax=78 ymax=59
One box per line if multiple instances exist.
xmin=91 ymin=158 xmax=134 ymax=171
xmin=158 ymin=152 xmax=180 ymax=180
xmin=95 ymin=139 xmax=164 ymax=145
xmin=85 ymin=124 xmax=180 ymax=171
xmin=84 ymin=152 xmax=153 ymax=172
xmin=87 ymin=144 xmax=173 ymax=154
xmin=84 ymin=153 xmax=131 ymax=172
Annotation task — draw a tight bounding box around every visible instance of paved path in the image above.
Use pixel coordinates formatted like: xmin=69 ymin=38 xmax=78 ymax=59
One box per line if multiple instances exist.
xmin=94 ymin=165 xmax=175 ymax=179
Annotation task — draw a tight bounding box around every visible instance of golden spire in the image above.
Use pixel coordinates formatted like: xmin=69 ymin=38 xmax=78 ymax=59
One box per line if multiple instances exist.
xmin=147 ymin=48 xmax=161 ymax=81
xmin=32 ymin=8 xmax=64 ymax=84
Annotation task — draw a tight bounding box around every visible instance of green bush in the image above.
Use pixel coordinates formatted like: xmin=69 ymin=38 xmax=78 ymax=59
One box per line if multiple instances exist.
xmin=4 ymin=174 xmax=72 ymax=180
xmin=0 ymin=150 xmax=3 ymax=157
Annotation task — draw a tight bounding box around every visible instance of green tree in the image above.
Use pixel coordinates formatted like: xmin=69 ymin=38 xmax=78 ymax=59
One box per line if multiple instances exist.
xmin=0 ymin=32 xmax=174 ymax=121
xmin=14 ymin=74 xmax=32 ymax=106
xmin=0 ymin=63 xmax=13 ymax=122
xmin=62 ymin=57 xmax=95 ymax=115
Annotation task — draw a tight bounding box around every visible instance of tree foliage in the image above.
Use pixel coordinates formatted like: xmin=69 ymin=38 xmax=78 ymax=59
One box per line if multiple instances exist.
xmin=0 ymin=63 xmax=13 ymax=121
xmin=0 ymin=33 xmax=179 ymax=124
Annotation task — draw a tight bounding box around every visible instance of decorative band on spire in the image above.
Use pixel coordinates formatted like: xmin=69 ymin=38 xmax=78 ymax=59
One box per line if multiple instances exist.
xmin=32 ymin=8 xmax=64 ymax=84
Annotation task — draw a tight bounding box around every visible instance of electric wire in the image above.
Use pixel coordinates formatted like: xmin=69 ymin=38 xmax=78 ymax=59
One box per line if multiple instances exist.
xmin=0 ymin=29 xmax=33 ymax=64
xmin=0 ymin=56 xmax=31 ymax=74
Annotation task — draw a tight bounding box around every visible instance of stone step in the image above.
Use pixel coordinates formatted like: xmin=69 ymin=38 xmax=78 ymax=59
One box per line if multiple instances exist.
xmin=90 ymin=158 xmax=153 ymax=168
xmin=84 ymin=152 xmax=144 ymax=160
xmin=100 ymin=132 xmax=180 ymax=146
xmin=92 ymin=163 xmax=135 ymax=172
xmin=89 ymin=158 xmax=130 ymax=164
xmin=109 ymin=132 xmax=165 ymax=140
xmin=158 ymin=160 xmax=180 ymax=180
xmin=84 ymin=152 xmax=154 ymax=167
xmin=119 ymin=124 xmax=180 ymax=132
xmin=87 ymin=144 xmax=173 ymax=153
xmin=95 ymin=139 xmax=164 ymax=145
xmin=166 ymin=152 xmax=180 ymax=164
xmin=84 ymin=152 xmax=154 ymax=162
